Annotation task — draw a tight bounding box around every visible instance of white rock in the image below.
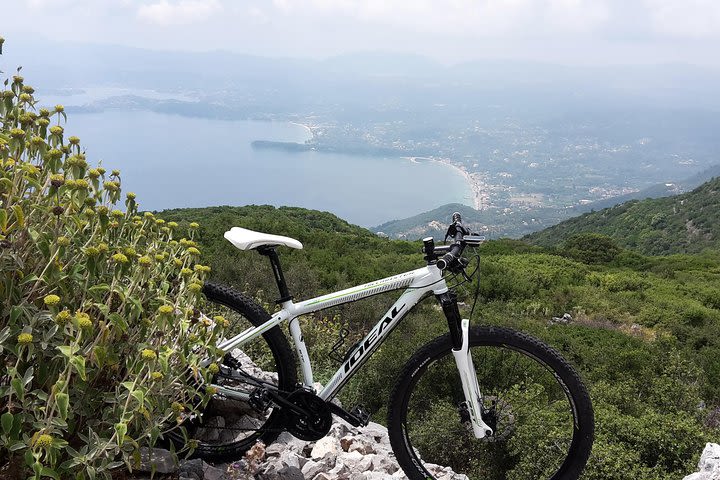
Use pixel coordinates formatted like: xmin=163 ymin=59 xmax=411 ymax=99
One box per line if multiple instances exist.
xmin=699 ymin=443 xmax=720 ymax=472
xmin=684 ymin=444 xmax=720 ymax=480
xmin=302 ymin=460 xmax=326 ymax=479
xmin=311 ymin=436 xmax=342 ymax=459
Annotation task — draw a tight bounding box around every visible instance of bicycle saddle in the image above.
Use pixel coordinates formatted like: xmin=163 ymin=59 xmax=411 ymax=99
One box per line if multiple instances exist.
xmin=224 ymin=227 xmax=303 ymax=251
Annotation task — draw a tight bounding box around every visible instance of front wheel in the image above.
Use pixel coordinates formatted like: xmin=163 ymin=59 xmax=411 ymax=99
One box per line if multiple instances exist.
xmin=387 ymin=326 xmax=594 ymax=480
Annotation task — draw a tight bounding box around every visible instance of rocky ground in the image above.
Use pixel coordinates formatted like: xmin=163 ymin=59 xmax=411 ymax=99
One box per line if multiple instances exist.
xmin=139 ymin=416 xmax=465 ymax=480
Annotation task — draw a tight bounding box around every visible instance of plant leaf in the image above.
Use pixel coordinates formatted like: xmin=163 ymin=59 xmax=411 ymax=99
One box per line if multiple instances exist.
xmin=1 ymin=412 xmax=13 ymax=434
xmin=56 ymin=392 xmax=69 ymax=421
xmin=114 ymin=423 xmax=127 ymax=446
xmin=12 ymin=205 xmax=24 ymax=228
xmin=70 ymin=356 xmax=86 ymax=381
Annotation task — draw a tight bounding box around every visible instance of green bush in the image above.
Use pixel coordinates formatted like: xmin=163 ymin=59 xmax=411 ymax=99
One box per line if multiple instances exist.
xmin=563 ymin=233 xmax=622 ymax=264
xmin=0 ymin=64 xmax=223 ymax=477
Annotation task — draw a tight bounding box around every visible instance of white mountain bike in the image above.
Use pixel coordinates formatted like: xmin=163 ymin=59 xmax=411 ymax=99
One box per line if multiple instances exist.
xmin=172 ymin=213 xmax=594 ymax=480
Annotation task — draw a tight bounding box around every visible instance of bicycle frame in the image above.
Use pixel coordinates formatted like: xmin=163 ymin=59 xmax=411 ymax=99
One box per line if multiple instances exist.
xmin=212 ymin=262 xmax=493 ymax=439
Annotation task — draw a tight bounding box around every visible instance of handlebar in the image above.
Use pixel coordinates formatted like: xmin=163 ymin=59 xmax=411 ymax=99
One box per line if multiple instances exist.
xmin=423 ymin=212 xmax=485 ymax=271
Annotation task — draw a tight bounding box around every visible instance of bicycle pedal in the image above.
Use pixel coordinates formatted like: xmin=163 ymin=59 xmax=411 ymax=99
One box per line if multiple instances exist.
xmin=350 ymin=404 xmax=371 ymax=427
xmin=327 ymin=403 xmax=371 ymax=427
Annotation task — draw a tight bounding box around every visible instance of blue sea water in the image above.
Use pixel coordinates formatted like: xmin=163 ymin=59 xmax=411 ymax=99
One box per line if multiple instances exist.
xmin=59 ymin=109 xmax=470 ymax=227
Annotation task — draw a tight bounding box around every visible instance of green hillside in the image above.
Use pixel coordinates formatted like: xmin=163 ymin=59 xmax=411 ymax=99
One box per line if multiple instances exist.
xmin=158 ymin=204 xmax=720 ymax=480
xmin=525 ymin=177 xmax=720 ymax=255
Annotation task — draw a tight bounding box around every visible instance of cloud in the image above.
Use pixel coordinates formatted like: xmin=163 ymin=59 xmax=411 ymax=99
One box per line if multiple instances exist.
xmin=137 ymin=0 xmax=222 ymax=26
xmin=267 ymin=0 xmax=610 ymax=36
xmin=645 ymin=0 xmax=720 ymax=38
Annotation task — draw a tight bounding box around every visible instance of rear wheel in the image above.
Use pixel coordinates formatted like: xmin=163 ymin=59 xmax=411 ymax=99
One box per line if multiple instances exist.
xmin=168 ymin=283 xmax=297 ymax=462
xmin=388 ymin=326 xmax=594 ymax=480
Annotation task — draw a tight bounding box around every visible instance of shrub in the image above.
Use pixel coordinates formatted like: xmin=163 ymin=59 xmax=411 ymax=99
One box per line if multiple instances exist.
xmin=0 ymin=61 xmax=222 ymax=477
xmin=563 ymin=233 xmax=622 ymax=264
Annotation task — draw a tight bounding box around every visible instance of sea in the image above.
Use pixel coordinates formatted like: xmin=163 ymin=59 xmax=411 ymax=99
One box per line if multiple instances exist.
xmin=43 ymin=88 xmax=470 ymax=227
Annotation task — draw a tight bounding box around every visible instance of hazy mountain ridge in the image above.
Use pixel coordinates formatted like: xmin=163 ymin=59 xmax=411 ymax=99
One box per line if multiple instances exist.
xmin=373 ymin=164 xmax=720 ymax=240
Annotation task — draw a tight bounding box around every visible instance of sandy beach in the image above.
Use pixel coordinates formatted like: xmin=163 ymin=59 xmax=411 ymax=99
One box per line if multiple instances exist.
xmin=289 ymin=122 xmax=314 ymax=142
xmin=434 ymin=158 xmax=487 ymax=211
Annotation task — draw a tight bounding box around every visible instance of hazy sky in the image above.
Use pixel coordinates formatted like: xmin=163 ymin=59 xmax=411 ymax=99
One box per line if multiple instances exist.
xmin=2 ymin=0 xmax=720 ymax=66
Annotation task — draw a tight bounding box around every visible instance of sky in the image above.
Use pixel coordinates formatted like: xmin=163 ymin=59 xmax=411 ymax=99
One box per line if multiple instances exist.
xmin=2 ymin=0 xmax=720 ymax=66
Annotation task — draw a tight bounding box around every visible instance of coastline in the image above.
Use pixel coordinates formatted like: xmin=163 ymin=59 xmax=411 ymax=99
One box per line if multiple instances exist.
xmin=402 ymin=156 xmax=485 ymax=210
xmin=289 ymin=122 xmax=314 ymax=142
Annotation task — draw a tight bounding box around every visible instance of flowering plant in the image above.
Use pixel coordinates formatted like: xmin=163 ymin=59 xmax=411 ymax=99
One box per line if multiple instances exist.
xmin=0 ymin=42 xmax=223 ymax=479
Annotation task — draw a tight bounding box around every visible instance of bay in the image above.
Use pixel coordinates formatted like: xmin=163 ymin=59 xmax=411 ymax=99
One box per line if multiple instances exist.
xmin=61 ymin=110 xmax=471 ymax=226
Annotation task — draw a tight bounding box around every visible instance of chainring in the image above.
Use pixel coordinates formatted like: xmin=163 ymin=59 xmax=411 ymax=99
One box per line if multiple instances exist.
xmin=282 ymin=389 xmax=333 ymax=441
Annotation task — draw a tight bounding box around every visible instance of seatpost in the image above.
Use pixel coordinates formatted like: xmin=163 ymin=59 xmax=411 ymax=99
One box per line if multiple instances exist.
xmin=257 ymin=246 xmax=292 ymax=304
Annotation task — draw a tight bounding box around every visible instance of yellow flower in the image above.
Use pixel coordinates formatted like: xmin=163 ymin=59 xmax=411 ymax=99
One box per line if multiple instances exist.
xmin=68 ymin=136 xmax=80 ymax=145
xmin=155 ymin=219 xmax=165 ymax=225
xmin=205 ymin=386 xmax=217 ymax=395
xmin=158 ymin=305 xmax=174 ymax=315
xmin=126 ymin=192 xmax=136 ymax=200
xmin=97 ymin=243 xmax=109 ymax=254
xmin=54 ymin=104 xmax=65 ymax=113
xmin=187 ymin=247 xmax=200 ymax=256
xmin=103 ymin=181 xmax=120 ymax=192
xmin=57 ymin=236 xmax=70 ymax=247
xmin=189 ymin=222 xmax=199 ymax=229
xmin=88 ymin=168 xmax=101 ymax=179
xmin=141 ymin=349 xmax=157 ymax=361
xmin=43 ymin=294 xmax=61 ymax=306
xmin=167 ymin=221 xmax=178 ymax=228
xmin=188 ymin=283 xmax=203 ymax=293
xmin=208 ymin=363 xmax=220 ymax=374
xmin=138 ymin=256 xmax=152 ymax=267
xmin=84 ymin=246 xmax=99 ymax=257
xmin=154 ymin=253 xmax=166 ymax=261
xmin=75 ymin=312 xmax=92 ymax=329
xmin=111 ymin=210 xmax=124 ymax=219
xmin=55 ymin=310 xmax=71 ymax=325
xmin=173 ymin=258 xmax=183 ymax=267
xmin=180 ymin=268 xmax=193 ymax=277
xmin=151 ymin=371 xmax=164 ymax=381
xmin=171 ymin=402 xmax=184 ymax=412
xmin=49 ymin=126 xmax=63 ymax=136
xmin=123 ymin=247 xmax=136 ymax=257
xmin=17 ymin=332 xmax=33 ymax=345
xmin=144 ymin=212 xmax=154 ymax=219
xmin=33 ymin=433 xmax=53 ymax=449
xmin=213 ymin=315 xmax=230 ymax=328
xmin=111 ymin=253 xmax=129 ymax=264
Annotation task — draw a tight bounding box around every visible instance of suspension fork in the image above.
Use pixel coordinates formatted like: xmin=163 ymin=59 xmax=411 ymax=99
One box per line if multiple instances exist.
xmin=437 ymin=292 xmax=493 ymax=439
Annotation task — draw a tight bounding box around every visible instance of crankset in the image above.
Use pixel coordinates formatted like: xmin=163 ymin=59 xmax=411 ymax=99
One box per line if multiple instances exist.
xmin=281 ymin=389 xmax=333 ymax=441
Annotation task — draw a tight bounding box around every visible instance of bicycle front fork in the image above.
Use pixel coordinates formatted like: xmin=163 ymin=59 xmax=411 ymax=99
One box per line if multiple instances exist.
xmin=437 ymin=292 xmax=494 ymax=439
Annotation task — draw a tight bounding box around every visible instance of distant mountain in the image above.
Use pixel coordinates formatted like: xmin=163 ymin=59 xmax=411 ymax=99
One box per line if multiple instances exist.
xmin=525 ymin=177 xmax=720 ymax=255
xmin=372 ymin=203 xmax=570 ymax=241
xmin=576 ymin=164 xmax=720 ymax=213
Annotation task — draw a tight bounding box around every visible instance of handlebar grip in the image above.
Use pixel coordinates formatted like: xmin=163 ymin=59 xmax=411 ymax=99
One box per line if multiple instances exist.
xmin=436 ymin=243 xmax=463 ymax=270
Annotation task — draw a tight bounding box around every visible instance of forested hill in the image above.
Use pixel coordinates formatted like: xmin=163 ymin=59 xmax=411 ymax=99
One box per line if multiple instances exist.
xmin=525 ymin=176 xmax=720 ymax=255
